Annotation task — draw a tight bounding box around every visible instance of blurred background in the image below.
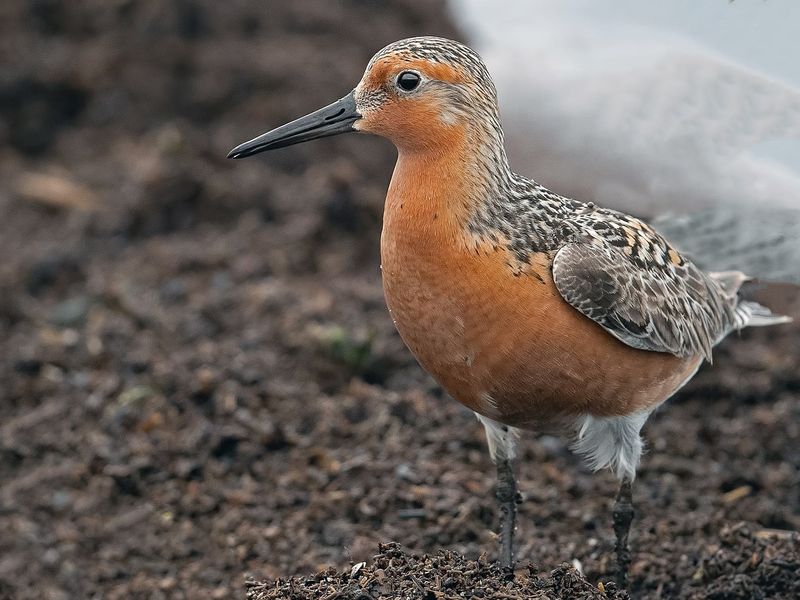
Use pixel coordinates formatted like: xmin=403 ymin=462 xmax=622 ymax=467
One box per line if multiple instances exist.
xmin=0 ymin=1 xmax=798 ymax=598
xmin=458 ymin=0 xmax=800 ymax=215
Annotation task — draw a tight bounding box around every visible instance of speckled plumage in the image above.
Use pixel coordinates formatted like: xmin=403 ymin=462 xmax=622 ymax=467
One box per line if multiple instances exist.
xmin=473 ymin=183 xmax=764 ymax=361
xmin=229 ymin=34 xmax=793 ymax=579
xmin=372 ymin=37 xmax=787 ymax=364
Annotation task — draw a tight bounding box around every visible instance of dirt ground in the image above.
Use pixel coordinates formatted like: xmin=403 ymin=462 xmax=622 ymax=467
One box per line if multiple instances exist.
xmin=1 ymin=1 xmax=799 ymax=599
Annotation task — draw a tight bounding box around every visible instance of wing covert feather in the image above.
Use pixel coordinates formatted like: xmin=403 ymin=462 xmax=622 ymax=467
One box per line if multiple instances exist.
xmin=552 ymin=240 xmax=735 ymax=359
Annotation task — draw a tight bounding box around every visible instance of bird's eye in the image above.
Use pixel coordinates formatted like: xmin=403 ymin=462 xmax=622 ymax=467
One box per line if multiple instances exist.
xmin=396 ymin=71 xmax=421 ymax=91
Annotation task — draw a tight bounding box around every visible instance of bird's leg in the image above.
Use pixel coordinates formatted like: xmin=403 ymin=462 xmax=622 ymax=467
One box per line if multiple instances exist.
xmin=495 ymin=454 xmax=518 ymax=569
xmin=612 ymin=478 xmax=634 ymax=589
xmin=475 ymin=414 xmax=521 ymax=569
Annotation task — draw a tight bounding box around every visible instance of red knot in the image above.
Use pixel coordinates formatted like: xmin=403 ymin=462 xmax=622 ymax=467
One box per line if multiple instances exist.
xmin=229 ymin=36 xmax=791 ymax=588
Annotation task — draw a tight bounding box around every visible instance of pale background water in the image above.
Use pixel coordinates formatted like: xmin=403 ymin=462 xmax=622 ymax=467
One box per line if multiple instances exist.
xmin=451 ymin=0 xmax=800 ymax=215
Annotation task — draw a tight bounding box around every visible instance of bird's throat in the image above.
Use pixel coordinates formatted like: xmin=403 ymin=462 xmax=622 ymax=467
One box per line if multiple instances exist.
xmin=383 ymin=135 xmax=483 ymax=245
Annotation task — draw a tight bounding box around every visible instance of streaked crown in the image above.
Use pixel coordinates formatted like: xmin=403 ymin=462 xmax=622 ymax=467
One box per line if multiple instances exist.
xmin=369 ymin=36 xmax=496 ymax=94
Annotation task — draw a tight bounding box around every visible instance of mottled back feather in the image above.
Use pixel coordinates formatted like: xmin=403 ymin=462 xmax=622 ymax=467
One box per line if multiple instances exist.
xmin=552 ymin=230 xmax=734 ymax=360
xmin=468 ymin=176 xmax=785 ymax=361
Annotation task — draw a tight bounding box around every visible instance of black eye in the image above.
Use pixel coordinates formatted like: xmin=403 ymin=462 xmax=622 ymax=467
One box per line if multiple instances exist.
xmin=397 ymin=71 xmax=421 ymax=91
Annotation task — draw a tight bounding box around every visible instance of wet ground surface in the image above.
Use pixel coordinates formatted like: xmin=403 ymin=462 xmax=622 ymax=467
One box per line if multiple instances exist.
xmin=1 ymin=1 xmax=799 ymax=598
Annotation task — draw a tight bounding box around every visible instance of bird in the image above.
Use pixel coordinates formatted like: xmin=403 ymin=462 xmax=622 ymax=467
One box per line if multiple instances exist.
xmin=228 ymin=36 xmax=791 ymax=588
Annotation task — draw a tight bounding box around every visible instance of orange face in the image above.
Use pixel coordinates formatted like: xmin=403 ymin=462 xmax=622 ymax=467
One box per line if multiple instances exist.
xmin=353 ymin=56 xmax=471 ymax=153
xmin=226 ymin=42 xmax=485 ymax=162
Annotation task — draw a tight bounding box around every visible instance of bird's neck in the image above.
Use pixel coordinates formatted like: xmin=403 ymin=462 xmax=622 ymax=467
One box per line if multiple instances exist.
xmin=384 ymin=127 xmax=513 ymax=244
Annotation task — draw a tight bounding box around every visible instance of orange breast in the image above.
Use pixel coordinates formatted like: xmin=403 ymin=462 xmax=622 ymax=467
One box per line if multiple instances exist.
xmin=380 ymin=155 xmax=701 ymax=429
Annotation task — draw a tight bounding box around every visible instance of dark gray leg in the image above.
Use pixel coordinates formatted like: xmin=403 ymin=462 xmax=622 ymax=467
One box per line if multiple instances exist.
xmin=612 ymin=479 xmax=634 ymax=589
xmin=475 ymin=414 xmax=520 ymax=569
xmin=496 ymin=455 xmax=518 ymax=569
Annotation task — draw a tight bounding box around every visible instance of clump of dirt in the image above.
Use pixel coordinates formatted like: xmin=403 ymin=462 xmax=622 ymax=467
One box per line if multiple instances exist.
xmin=245 ymin=523 xmax=800 ymax=600
xmin=690 ymin=523 xmax=799 ymax=600
xmin=246 ymin=543 xmax=629 ymax=600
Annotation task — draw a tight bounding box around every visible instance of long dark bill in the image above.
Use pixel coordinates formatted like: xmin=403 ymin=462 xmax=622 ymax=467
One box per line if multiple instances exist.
xmin=227 ymin=91 xmax=360 ymax=159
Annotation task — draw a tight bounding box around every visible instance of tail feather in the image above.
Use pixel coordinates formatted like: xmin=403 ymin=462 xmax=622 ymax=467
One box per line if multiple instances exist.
xmin=734 ymin=300 xmax=792 ymax=329
xmin=709 ymin=270 xmax=750 ymax=297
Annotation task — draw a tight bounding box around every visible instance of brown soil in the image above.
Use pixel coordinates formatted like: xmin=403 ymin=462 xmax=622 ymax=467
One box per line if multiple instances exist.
xmin=246 ymin=543 xmax=630 ymax=600
xmin=246 ymin=525 xmax=800 ymax=599
xmin=1 ymin=1 xmax=798 ymax=599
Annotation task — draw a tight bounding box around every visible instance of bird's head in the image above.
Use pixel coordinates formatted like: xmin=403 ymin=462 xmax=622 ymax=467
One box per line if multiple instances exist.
xmin=228 ymin=36 xmax=502 ymax=158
